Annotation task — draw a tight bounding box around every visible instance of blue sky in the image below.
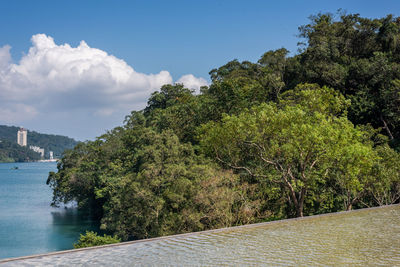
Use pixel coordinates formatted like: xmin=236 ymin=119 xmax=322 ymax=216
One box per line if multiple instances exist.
xmin=0 ymin=0 xmax=399 ymax=140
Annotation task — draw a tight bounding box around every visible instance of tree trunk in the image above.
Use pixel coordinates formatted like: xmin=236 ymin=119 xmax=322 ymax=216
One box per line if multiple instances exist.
xmin=282 ymin=175 xmax=305 ymax=217
xmin=296 ymin=188 xmax=306 ymax=217
xmin=381 ymin=115 xmax=394 ymax=140
xmin=346 ymin=203 xmax=352 ymax=211
xmin=296 ymin=202 xmax=304 ymax=217
xmin=288 ymin=189 xmax=305 ymax=217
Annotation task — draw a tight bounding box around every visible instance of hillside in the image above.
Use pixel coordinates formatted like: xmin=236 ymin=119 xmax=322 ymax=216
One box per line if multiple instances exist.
xmin=0 ymin=139 xmax=42 ymax=162
xmin=0 ymin=125 xmax=78 ymax=161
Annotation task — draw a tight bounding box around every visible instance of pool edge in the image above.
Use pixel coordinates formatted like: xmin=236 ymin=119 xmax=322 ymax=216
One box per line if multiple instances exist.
xmin=1 ymin=203 xmax=398 ymax=264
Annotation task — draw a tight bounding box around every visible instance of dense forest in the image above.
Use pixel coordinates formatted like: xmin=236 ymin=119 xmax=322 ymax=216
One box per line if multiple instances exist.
xmin=47 ymin=13 xmax=400 ymax=242
xmin=0 ymin=139 xmax=42 ymax=162
xmin=0 ymin=125 xmax=78 ymax=161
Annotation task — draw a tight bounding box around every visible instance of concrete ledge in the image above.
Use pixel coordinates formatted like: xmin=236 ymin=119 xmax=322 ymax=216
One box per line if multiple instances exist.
xmin=1 ymin=203 xmax=398 ymax=264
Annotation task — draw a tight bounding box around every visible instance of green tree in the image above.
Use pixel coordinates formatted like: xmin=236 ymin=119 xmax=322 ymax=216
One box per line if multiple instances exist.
xmin=279 ymin=83 xmax=350 ymax=116
xmin=73 ymin=231 xmax=120 ymax=248
xmin=200 ymin=86 xmax=377 ymax=217
xmin=295 ymin=12 xmax=400 ymax=145
xmin=47 ymin=12 xmax=400 ymax=246
xmin=99 ymin=127 xmax=259 ymax=239
xmin=330 ymin=137 xmax=377 ymax=210
xmin=367 ymin=145 xmax=400 ymax=205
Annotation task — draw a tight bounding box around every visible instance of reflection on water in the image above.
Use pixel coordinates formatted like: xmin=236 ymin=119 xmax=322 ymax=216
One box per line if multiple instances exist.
xmin=4 ymin=205 xmax=400 ymax=266
xmin=0 ymin=162 xmax=99 ymax=259
xmin=47 ymin=208 xmax=100 ymax=252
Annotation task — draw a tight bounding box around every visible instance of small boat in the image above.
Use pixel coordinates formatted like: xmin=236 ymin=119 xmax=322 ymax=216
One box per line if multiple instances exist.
xmin=11 ymin=166 xmax=19 ymax=170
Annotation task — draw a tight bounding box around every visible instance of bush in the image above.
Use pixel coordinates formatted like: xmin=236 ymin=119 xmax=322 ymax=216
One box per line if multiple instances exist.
xmin=73 ymin=231 xmax=121 ymax=248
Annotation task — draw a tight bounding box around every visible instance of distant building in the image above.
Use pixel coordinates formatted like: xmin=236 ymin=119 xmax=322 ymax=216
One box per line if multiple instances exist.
xmin=30 ymin=145 xmax=45 ymax=158
xmin=17 ymin=128 xmax=27 ymax=146
xmin=49 ymin=151 xmax=54 ymax=160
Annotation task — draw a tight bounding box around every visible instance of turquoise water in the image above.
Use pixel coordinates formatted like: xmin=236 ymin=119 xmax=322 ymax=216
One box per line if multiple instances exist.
xmin=0 ymin=162 xmax=98 ymax=259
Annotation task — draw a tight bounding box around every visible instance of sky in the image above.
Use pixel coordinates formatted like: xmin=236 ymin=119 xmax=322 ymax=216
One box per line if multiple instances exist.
xmin=0 ymin=0 xmax=399 ymax=141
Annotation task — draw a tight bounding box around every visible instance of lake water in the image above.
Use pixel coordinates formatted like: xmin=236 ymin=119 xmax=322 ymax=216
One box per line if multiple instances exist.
xmin=2 ymin=162 xmax=400 ymax=265
xmin=2 ymin=205 xmax=399 ymax=266
xmin=0 ymin=162 xmax=98 ymax=259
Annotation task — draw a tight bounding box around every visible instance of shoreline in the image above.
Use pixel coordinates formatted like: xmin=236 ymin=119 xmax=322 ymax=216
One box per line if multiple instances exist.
xmin=36 ymin=159 xmax=59 ymax=163
xmin=0 ymin=159 xmax=60 ymax=164
xmin=0 ymin=160 xmax=58 ymax=164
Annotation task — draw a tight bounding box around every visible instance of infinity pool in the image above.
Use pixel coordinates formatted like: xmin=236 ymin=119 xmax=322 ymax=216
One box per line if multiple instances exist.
xmin=2 ymin=205 xmax=399 ymax=266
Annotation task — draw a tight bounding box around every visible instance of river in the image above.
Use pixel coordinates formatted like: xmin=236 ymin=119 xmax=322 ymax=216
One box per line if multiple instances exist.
xmin=0 ymin=162 xmax=98 ymax=259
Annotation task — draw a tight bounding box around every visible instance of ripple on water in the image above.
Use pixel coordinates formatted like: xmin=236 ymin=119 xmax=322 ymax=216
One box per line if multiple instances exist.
xmin=2 ymin=205 xmax=400 ymax=266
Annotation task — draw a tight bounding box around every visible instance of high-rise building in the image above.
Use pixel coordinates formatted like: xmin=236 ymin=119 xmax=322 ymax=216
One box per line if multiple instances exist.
xmin=49 ymin=151 xmax=54 ymax=160
xmin=17 ymin=128 xmax=27 ymax=146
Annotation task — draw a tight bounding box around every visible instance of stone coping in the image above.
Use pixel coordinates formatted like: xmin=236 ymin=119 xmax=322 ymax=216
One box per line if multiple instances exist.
xmin=1 ymin=204 xmax=398 ymax=264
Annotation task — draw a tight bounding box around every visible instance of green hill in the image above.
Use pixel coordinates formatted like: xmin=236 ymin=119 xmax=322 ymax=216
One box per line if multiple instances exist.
xmin=0 ymin=139 xmax=42 ymax=162
xmin=0 ymin=125 xmax=78 ymax=162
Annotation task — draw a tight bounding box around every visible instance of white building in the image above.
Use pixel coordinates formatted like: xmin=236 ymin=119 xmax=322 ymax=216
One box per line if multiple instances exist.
xmin=17 ymin=128 xmax=27 ymax=146
xmin=30 ymin=145 xmax=45 ymax=158
xmin=49 ymin=151 xmax=54 ymax=160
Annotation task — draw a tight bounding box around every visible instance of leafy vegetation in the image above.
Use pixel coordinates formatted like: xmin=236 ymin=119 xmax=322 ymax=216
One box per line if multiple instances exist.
xmin=73 ymin=231 xmax=120 ymax=248
xmin=0 ymin=139 xmax=42 ymax=162
xmin=48 ymin=12 xmax=400 ymax=244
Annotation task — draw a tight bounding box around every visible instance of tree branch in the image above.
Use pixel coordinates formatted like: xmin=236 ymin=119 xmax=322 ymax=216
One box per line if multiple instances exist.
xmin=215 ymin=155 xmax=268 ymax=178
xmin=380 ymin=114 xmax=394 ymax=140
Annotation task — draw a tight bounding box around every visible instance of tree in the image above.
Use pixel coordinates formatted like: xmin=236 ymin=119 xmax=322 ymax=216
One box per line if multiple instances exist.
xmin=47 ymin=12 xmax=400 ymax=246
xmin=47 ymin=126 xmax=126 ymax=218
xmin=367 ymin=144 xmax=400 ymax=205
xmin=73 ymin=231 xmax=120 ymax=248
xmin=200 ymin=85 xmax=377 ymax=217
xmin=279 ymin=83 xmax=350 ymax=117
xmin=144 ymin=84 xmax=194 ymax=115
xmin=295 ymin=12 xmax=400 ymax=144
xmin=330 ymin=138 xmax=377 ymax=210
xmin=99 ymin=128 xmax=206 ymax=239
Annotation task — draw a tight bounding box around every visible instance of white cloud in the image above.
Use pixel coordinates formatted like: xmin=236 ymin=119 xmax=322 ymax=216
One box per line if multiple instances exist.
xmin=0 ymin=34 xmax=173 ymax=106
xmin=176 ymin=74 xmax=208 ymax=93
xmin=0 ymin=45 xmax=11 ymax=69
xmin=0 ymin=34 xmax=208 ymax=139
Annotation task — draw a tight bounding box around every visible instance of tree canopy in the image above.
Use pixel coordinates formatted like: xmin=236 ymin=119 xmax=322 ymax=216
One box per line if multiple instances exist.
xmin=48 ymin=12 xmax=400 ymax=244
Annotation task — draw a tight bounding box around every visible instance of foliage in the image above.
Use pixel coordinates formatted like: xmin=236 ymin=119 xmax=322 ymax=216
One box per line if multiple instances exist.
xmin=293 ymin=12 xmax=400 ymax=145
xmin=48 ymin=114 xmax=260 ymax=240
xmin=280 ymin=83 xmax=350 ymax=117
xmin=367 ymin=144 xmax=400 ymax=206
xmin=200 ymin=86 xmax=379 ymax=216
xmin=0 ymin=139 xmax=41 ymax=162
xmin=47 ymin=12 xmax=400 ymax=245
xmin=73 ymin=231 xmax=120 ymax=248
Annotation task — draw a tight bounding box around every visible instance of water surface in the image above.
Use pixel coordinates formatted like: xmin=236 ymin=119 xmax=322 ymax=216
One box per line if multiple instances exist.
xmin=3 ymin=205 xmax=399 ymax=266
xmin=0 ymin=162 xmax=98 ymax=259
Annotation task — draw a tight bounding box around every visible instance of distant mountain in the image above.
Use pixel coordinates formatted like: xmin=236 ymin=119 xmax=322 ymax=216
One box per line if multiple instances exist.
xmin=0 ymin=125 xmax=78 ymax=161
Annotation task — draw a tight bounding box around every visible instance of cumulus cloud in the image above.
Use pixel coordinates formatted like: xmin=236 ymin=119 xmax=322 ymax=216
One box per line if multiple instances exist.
xmin=0 ymin=34 xmax=208 ymax=139
xmin=176 ymin=74 xmax=208 ymax=93
xmin=0 ymin=34 xmax=173 ymax=108
xmin=0 ymin=45 xmax=11 ymax=69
